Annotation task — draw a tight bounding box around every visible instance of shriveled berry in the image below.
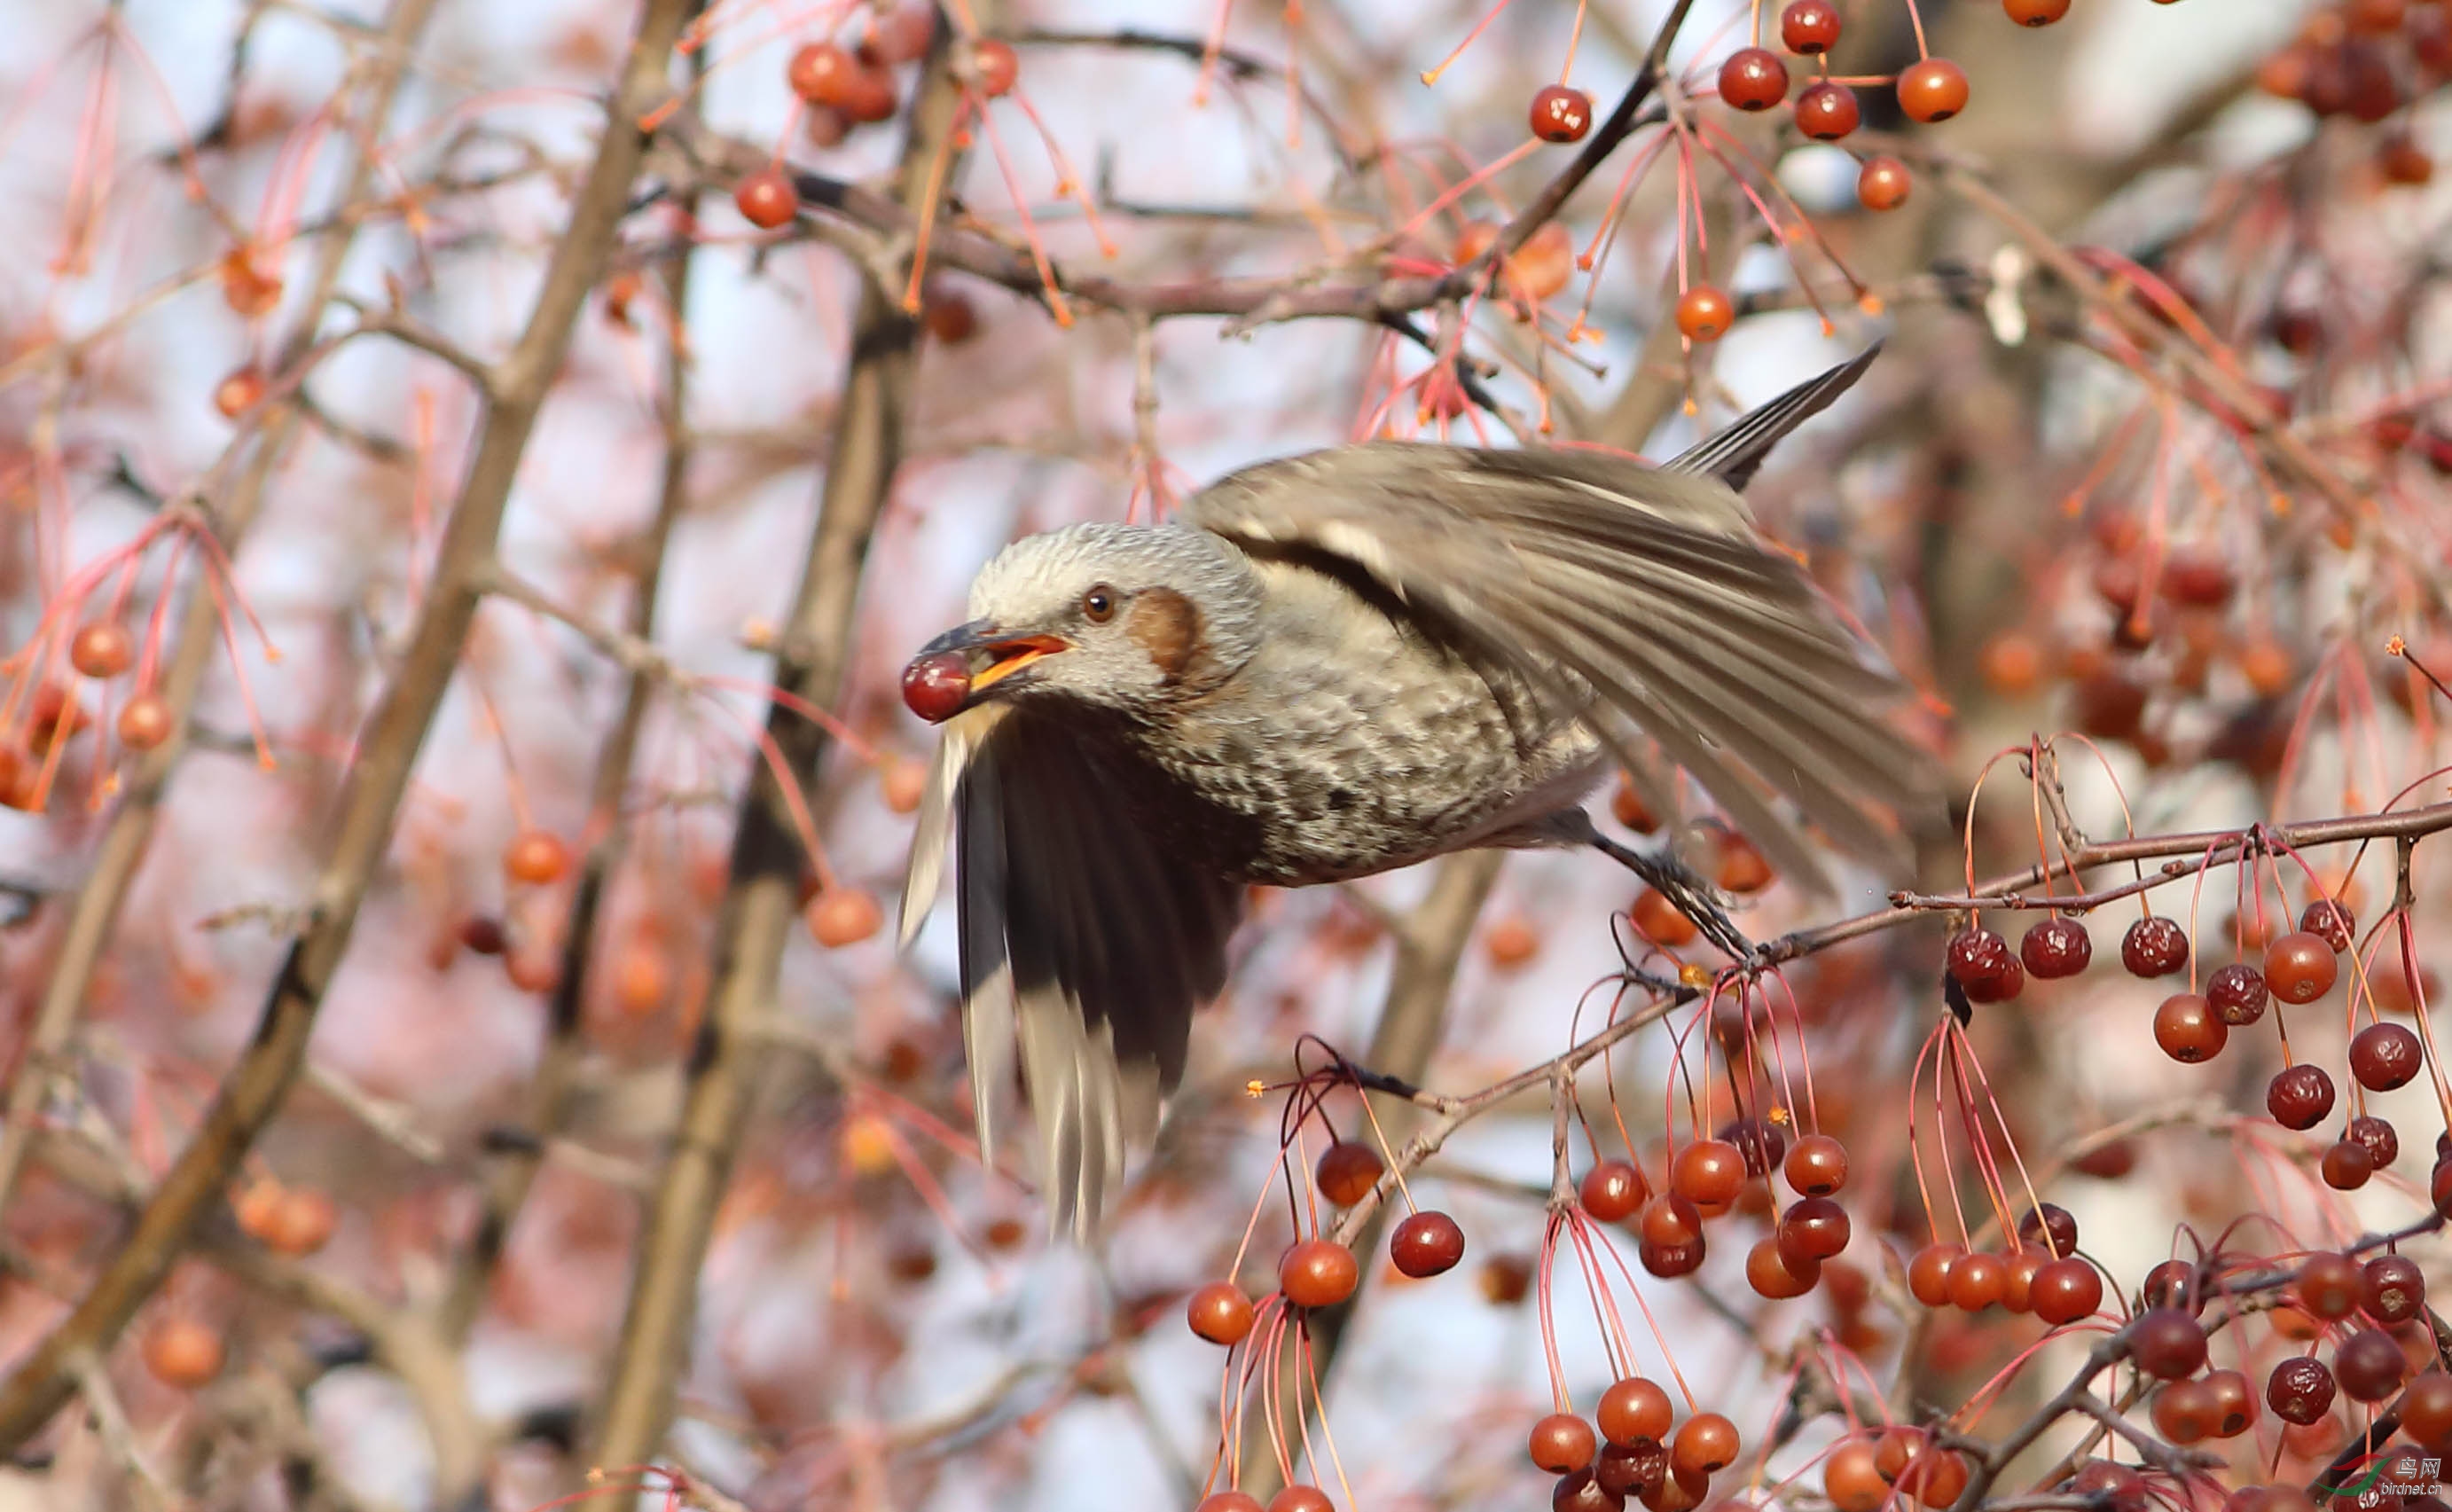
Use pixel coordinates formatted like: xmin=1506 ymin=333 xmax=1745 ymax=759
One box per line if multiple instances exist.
xmin=2266 ymin=1356 xmax=2336 ymax=1425
xmin=1554 ymin=1467 xmax=1623 ymax=1511
xmin=1946 ymin=928 xmax=2015 ymax=989
xmin=1963 ymin=957 xmax=2025 ymax=1003
xmin=2261 ymin=931 xmax=2337 ymax=1003
xmin=2299 ymin=898 xmax=2355 ymax=952
xmin=1895 ymin=59 xmax=1969 ymax=123
xmin=2020 ymin=915 xmax=2092 ymax=978
xmin=1187 ymin=1281 xmax=1257 ymax=1344
xmin=2205 ymin=963 xmax=2268 ymax=1025
xmin=1391 ymin=1210 xmax=1466 ymax=1277
xmin=2120 ymin=916 xmax=2190 ymax=976
xmin=2265 ymin=1064 xmax=2335 ymax=1131
xmin=902 ymin=651 xmax=971 ymax=722
xmin=1794 ymin=81 xmax=1860 ymax=139
xmin=1279 ymin=1239 xmax=1359 ymax=1308
xmin=1719 ymin=48 xmax=1790 ymax=111
xmin=2346 ymin=1115 xmax=2400 ymax=1171
xmin=1717 ymin=1116 xmax=1785 ymax=1178
xmin=1315 ymin=1140 xmax=1384 ymax=1205
xmin=1601 ymin=1437 xmax=1668 ymax=1498
xmin=1531 ymin=84 xmax=1594 ymax=143
xmin=2348 ymin=1022 xmax=2421 ymax=1091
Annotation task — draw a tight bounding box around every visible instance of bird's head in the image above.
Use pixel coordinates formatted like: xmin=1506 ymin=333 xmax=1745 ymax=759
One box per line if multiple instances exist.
xmin=902 ymin=522 xmax=1264 ymax=723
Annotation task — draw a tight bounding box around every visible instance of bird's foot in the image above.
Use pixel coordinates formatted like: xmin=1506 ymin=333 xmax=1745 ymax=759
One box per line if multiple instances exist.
xmin=1587 ymin=834 xmax=1758 ymax=963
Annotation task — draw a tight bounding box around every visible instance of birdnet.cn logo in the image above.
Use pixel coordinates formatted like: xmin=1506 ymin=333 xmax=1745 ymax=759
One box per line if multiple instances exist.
xmin=2316 ymin=1451 xmax=2445 ymax=1508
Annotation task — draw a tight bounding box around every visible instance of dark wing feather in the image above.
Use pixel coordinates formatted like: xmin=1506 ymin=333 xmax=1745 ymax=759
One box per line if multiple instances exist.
xmin=903 ymin=703 xmax=1244 ymax=1242
xmin=1181 ymin=349 xmax=1936 ymax=887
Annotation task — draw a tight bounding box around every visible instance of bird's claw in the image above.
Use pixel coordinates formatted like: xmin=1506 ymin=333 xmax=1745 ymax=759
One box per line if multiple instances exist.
xmin=1589 ymin=834 xmax=1758 ymax=965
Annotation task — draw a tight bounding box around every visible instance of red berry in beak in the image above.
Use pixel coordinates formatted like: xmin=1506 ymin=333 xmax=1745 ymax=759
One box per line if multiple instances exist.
xmin=902 ymin=652 xmax=971 ymax=723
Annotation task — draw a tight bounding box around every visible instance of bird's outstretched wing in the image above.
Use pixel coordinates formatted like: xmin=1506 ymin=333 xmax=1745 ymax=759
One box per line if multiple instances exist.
xmin=899 ymin=703 xmax=1244 ymax=1242
xmin=1180 ymin=349 xmax=1937 ymax=887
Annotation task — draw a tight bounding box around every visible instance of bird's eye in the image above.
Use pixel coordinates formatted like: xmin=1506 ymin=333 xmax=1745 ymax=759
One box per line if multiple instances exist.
xmin=1081 ymin=584 xmax=1119 ymax=623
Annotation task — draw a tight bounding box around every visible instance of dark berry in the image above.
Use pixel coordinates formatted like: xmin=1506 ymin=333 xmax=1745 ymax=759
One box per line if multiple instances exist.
xmin=2020 ymin=916 xmax=2092 ymax=978
xmin=2128 ymin=1307 xmax=2207 ymax=1379
xmin=2360 ymin=1255 xmax=2425 ymax=1326
xmin=2265 ymin=1356 xmax=2336 ymax=1425
xmin=2348 ymin=1022 xmax=2421 ymax=1091
xmin=1531 ymin=84 xmax=1594 ymax=143
xmin=1720 ymin=47 xmax=1790 ymax=110
xmin=2017 ymin=1203 xmax=2079 ymax=1258
xmin=1782 ymin=0 xmax=1841 ymax=53
xmin=2333 ymin=1328 xmax=2405 ymax=1402
xmin=2205 ymin=963 xmax=2268 ymax=1025
xmin=1794 ymin=81 xmax=1860 ymax=139
xmin=902 ymin=651 xmax=971 ymax=722
xmin=2346 ymin=1115 xmax=2400 ymax=1171
xmin=2266 ymin=1064 xmax=2335 ymax=1131
xmin=2300 ymin=898 xmax=2355 ymax=952
xmin=1391 ymin=1210 xmax=1466 ymax=1277
xmin=2121 ymin=916 xmax=2190 ymax=977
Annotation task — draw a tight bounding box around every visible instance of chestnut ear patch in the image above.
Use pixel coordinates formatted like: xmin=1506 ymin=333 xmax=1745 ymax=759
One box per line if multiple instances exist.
xmin=1124 ymin=587 xmax=1204 ymax=683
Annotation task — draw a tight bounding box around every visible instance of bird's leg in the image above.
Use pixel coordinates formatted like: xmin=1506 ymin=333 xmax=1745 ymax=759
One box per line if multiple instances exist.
xmin=1586 ymin=833 xmax=1757 ymax=961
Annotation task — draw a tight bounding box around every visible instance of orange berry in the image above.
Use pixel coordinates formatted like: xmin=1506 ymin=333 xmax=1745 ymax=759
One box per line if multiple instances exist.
xmin=144 ymin=1316 xmax=225 ymax=1388
xmin=214 ymin=367 xmax=268 ymax=419
xmin=266 ymin=1187 xmax=337 ymax=1256
xmin=1896 ymin=59 xmax=1970 ymax=124
xmin=70 ymin=623 xmax=135 ymax=679
xmin=1675 ymin=284 xmax=1735 ymax=342
xmin=734 ymin=167 xmax=799 ymax=230
xmin=1485 ymin=916 xmax=1541 ymax=969
xmin=806 ymin=886 xmax=883 ymax=946
xmin=117 ymin=693 xmax=174 ymax=751
xmin=504 ymin=829 xmax=571 ymax=886
xmin=611 ymin=939 xmax=672 ymax=1016
xmin=839 ymin=1113 xmax=898 ymax=1176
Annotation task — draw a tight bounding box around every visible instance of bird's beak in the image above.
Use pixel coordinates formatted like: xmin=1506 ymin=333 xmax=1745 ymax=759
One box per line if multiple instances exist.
xmin=904 ymin=620 xmax=1071 ymax=720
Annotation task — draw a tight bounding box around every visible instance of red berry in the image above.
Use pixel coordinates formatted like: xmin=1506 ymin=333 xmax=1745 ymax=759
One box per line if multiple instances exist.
xmin=2266 ymin=1357 xmax=2336 ymax=1425
xmin=2205 ymin=963 xmax=2268 ymax=1025
xmin=2293 ymin=1252 xmax=2364 ymax=1320
xmin=2300 ymin=898 xmax=2355 ymax=952
xmin=2020 ymin=915 xmax=2092 ymax=978
xmin=1580 ymin=1161 xmax=1648 ymax=1222
xmin=1674 ymin=284 xmax=1735 ymax=343
xmin=1279 ymin=1239 xmax=1359 ymax=1308
xmin=1907 ymin=1243 xmax=1959 ymax=1307
xmin=1531 ymin=1413 xmax=1600 ymax=1474
xmin=1672 ymin=1413 xmax=1740 ymax=1477
xmin=1947 ymin=927 xmax=2014 ymax=988
xmin=214 ymin=367 xmax=268 ymax=419
xmin=1268 ymin=1488 xmax=1333 ymax=1512
xmin=2348 ymin=1022 xmax=2421 ymax=1091
xmin=2030 ymin=1257 xmax=2103 ymax=1325
xmin=2261 ymin=930 xmax=2337 ymax=1003
xmin=2003 ymin=0 xmax=2070 ymax=23
xmin=1315 ymin=1140 xmax=1384 ymax=1205
xmin=2152 ymin=1378 xmax=2221 ymax=1444
xmin=1781 ymin=0 xmax=1841 ymax=53
xmin=2401 ymin=1369 xmax=2452 ymax=1450
xmin=1856 ymin=155 xmax=1910 ymax=211
xmin=1598 ymin=1376 xmax=1673 ymax=1445
xmin=901 ymin=650 xmax=972 ymax=723
xmin=2361 ymin=1254 xmax=2425 ymax=1325
xmin=1639 ymin=1195 xmax=1703 ymax=1249
xmin=1750 ymin=1234 xmax=1820 ymax=1297
xmin=1777 ymin=1195 xmax=1851 ymax=1264
xmin=1187 ymin=1281 xmax=1256 ymax=1344
xmin=1531 ymin=84 xmax=1594 ymax=143
xmin=2346 ymin=1114 xmax=2400 ymax=1171
xmin=2333 ymin=1328 xmax=2406 ymax=1402
xmin=1946 ymin=1250 xmax=2007 ymax=1312
xmin=2120 ymin=916 xmax=2190 ymax=976
xmin=1719 ymin=48 xmax=1790 ymax=111
xmin=2153 ymin=992 xmax=2226 ymax=1062
xmin=1895 ymin=59 xmax=1969 ymax=123
xmin=965 ymin=39 xmax=1019 ymax=98
xmin=788 ymin=43 xmax=858 ymax=105
xmin=734 ymin=167 xmax=800 ymax=229
xmin=2265 ymin=1063 xmax=2335 ymax=1131
xmin=1782 ymin=1133 xmax=1848 ymax=1196
xmin=1670 ymin=1140 xmax=1744 ymax=1206
xmin=2319 ymin=1140 xmax=2373 ymax=1190
xmin=2204 ymin=1369 xmax=2257 ymax=1438
xmin=1391 ymin=1210 xmax=1466 ymax=1277
xmin=1794 ymin=81 xmax=1860 ymax=139
xmin=2016 ymin=1202 xmax=2079 ymax=1258
xmin=1600 ymin=1438 xmax=1670 ymax=1498
xmin=1196 ymin=1495 xmax=1265 ymax=1512
xmin=1640 ymin=1232 xmax=1705 ymax=1278
xmin=2128 ymin=1307 xmax=2208 ymax=1379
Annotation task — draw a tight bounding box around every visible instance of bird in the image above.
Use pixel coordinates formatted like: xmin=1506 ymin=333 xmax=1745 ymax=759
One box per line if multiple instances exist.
xmin=895 ymin=346 xmax=1939 ymax=1241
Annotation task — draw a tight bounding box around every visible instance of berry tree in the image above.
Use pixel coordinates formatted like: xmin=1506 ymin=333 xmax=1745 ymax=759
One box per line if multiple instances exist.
xmin=0 ymin=1 xmax=2446 ymax=1510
